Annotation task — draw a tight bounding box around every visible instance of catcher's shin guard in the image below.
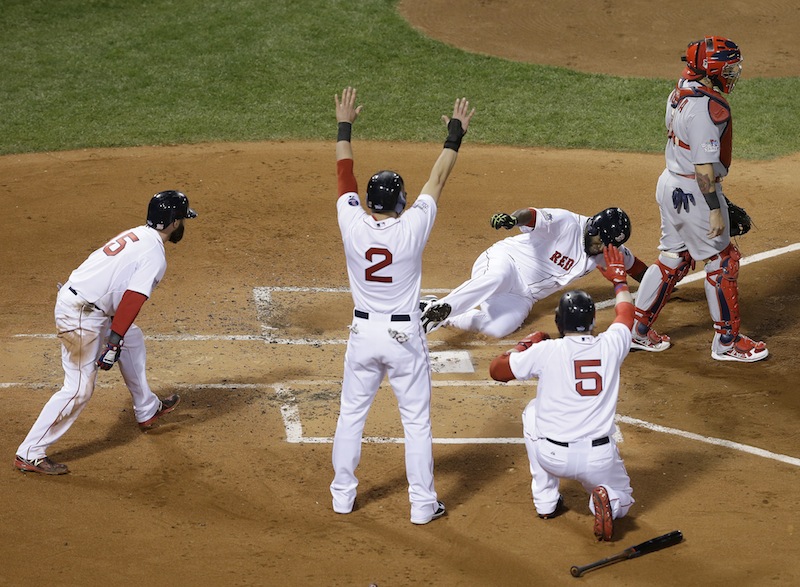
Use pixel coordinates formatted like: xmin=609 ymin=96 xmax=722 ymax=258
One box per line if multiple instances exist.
xmin=704 ymin=243 xmax=741 ymax=344
xmin=633 ymin=251 xmax=694 ymax=335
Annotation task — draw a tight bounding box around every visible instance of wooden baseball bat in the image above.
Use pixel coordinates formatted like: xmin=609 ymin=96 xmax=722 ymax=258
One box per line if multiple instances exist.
xmin=570 ymin=530 xmax=683 ymax=578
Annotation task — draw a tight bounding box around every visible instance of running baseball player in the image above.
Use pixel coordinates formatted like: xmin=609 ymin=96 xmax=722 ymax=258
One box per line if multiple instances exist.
xmin=631 ymin=37 xmax=768 ymax=362
xmin=330 ymin=87 xmax=475 ymax=524
xmin=489 ymin=244 xmax=635 ymax=541
xmin=421 ymin=206 xmax=647 ymax=338
xmin=14 ymin=190 xmax=196 ymax=475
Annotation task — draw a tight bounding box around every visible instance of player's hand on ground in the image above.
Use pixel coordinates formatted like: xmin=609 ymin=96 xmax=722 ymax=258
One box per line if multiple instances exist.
xmin=335 ymin=87 xmax=362 ymax=124
xmin=490 ymin=212 xmax=517 ymax=230
xmin=442 ymin=97 xmax=476 ymax=134
xmin=96 ymin=340 xmax=123 ymax=370
xmin=598 ymin=245 xmax=627 ymax=284
xmin=512 ymin=331 xmax=550 ymax=352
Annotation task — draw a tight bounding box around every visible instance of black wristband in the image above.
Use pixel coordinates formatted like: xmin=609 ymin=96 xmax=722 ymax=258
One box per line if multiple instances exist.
xmin=444 ymin=119 xmax=464 ymax=152
xmin=702 ymin=190 xmax=721 ymax=210
xmin=337 ymin=122 xmax=352 ymax=142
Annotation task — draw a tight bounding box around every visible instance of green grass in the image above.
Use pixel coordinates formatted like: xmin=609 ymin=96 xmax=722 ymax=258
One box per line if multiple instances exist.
xmin=1 ymin=0 xmax=797 ymax=158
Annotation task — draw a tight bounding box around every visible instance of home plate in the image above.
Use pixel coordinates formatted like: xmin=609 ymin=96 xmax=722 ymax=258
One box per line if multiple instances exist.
xmin=430 ymin=350 xmax=474 ymax=373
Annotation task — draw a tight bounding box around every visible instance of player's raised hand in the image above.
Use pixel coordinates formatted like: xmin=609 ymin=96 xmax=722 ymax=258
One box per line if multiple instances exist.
xmin=598 ymin=245 xmax=627 ymax=284
xmin=442 ymin=97 xmax=476 ymax=134
xmin=335 ymin=86 xmax=362 ymax=124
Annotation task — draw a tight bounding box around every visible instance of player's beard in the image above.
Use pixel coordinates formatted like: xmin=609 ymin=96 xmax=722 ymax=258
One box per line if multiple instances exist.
xmin=169 ymin=223 xmax=185 ymax=243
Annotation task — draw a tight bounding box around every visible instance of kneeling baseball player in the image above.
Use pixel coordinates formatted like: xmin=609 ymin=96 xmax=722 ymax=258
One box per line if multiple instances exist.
xmin=489 ymin=244 xmax=635 ymax=541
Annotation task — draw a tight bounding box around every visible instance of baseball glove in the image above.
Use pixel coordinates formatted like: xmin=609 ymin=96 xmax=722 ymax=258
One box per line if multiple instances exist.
xmin=726 ymin=198 xmax=752 ymax=236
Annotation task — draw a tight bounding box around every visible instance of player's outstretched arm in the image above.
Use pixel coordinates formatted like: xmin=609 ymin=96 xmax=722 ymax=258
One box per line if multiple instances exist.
xmin=490 ymin=208 xmax=536 ymax=230
xmin=489 ymin=331 xmax=550 ymax=382
xmin=335 ymin=86 xmax=363 ymax=162
xmin=421 ymin=97 xmax=475 ymax=203
xmin=598 ymin=245 xmax=634 ymax=329
xmin=335 ymin=86 xmax=362 ymax=196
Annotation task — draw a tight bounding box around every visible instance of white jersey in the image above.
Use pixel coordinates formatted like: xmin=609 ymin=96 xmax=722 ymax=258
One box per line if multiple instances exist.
xmin=509 ymin=322 xmax=631 ymax=441
xmin=491 ymin=208 xmax=635 ymax=300
xmin=66 ymin=225 xmax=167 ymax=314
xmin=337 ymin=192 xmax=437 ymax=314
xmin=664 ymin=79 xmax=732 ymax=179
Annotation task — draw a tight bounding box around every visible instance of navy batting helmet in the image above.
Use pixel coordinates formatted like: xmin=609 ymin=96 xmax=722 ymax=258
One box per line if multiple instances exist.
xmin=146 ymin=190 xmax=197 ymax=230
xmin=586 ymin=207 xmax=631 ymax=247
xmin=555 ymin=290 xmax=596 ymax=336
xmin=366 ymin=171 xmax=406 ymax=215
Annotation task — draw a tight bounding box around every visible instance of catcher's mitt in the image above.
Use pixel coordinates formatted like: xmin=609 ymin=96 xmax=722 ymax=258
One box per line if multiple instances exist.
xmin=726 ymin=198 xmax=752 ymax=236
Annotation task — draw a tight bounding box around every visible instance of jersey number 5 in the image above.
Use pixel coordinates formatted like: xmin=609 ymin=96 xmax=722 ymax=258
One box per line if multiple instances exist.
xmin=365 ymin=247 xmax=392 ymax=283
xmin=103 ymin=231 xmax=139 ymax=256
xmin=573 ymin=359 xmax=603 ymax=396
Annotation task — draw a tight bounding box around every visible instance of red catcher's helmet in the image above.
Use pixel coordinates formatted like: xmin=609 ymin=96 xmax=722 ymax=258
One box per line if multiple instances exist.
xmin=681 ymin=37 xmax=743 ymax=93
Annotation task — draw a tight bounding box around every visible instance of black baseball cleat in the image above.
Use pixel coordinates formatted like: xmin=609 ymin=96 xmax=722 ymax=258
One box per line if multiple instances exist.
xmin=538 ymin=496 xmax=565 ymax=520
xmin=419 ymin=295 xmax=438 ymax=313
xmin=139 ymin=394 xmax=181 ymax=431
xmin=421 ymin=302 xmax=451 ymax=334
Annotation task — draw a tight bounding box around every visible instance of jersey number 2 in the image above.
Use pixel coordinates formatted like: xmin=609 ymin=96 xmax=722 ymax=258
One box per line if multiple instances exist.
xmin=574 ymin=359 xmax=603 ymax=396
xmin=365 ymin=247 xmax=392 ymax=283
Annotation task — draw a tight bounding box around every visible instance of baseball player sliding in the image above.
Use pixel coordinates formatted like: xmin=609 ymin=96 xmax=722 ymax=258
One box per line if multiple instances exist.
xmin=331 ymin=87 xmax=475 ymax=524
xmin=632 ymin=36 xmax=767 ymax=362
xmin=421 ymin=206 xmax=648 ymax=338
xmin=14 ymin=191 xmax=196 ymax=475
xmin=489 ymin=245 xmax=636 ymax=542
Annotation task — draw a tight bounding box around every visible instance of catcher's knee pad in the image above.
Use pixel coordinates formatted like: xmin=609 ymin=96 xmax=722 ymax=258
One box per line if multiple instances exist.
xmin=634 ymin=251 xmax=693 ymax=331
xmin=705 ymin=243 xmax=741 ymax=340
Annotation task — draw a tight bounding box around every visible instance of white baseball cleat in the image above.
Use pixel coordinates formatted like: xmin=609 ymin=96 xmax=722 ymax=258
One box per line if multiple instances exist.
xmin=711 ymin=334 xmax=768 ymax=363
xmin=631 ymin=328 xmax=671 ymax=352
xmin=411 ymin=501 xmax=446 ymax=525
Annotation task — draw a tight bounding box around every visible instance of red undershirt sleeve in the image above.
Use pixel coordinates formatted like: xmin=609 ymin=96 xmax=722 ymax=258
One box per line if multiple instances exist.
xmin=613 ymin=301 xmax=635 ymax=330
xmin=110 ymin=290 xmax=148 ymax=337
xmin=489 ymin=354 xmax=516 ymax=382
xmin=525 ymin=208 xmax=537 ymax=227
xmin=337 ymin=158 xmax=358 ymax=197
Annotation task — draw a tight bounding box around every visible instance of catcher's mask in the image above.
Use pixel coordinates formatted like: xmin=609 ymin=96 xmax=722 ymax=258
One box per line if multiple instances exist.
xmin=682 ymin=36 xmax=742 ymax=94
xmin=555 ymin=290 xmax=596 ymax=336
xmin=366 ymin=170 xmax=406 ymax=215
xmin=146 ymin=190 xmax=197 ymax=230
xmin=585 ymin=207 xmax=631 ymax=253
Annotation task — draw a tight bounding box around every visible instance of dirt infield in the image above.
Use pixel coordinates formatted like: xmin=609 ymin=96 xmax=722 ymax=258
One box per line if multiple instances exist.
xmin=2 ymin=3 xmax=799 ymax=586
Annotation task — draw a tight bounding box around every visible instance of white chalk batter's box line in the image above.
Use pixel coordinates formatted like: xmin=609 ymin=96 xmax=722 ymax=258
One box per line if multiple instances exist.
xmin=251 ymin=242 xmax=800 ymax=343
xmin=3 ymin=379 xmax=797 ymax=468
xmin=8 ymin=244 xmax=800 ymax=464
xmin=14 ymin=242 xmax=800 ymax=348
